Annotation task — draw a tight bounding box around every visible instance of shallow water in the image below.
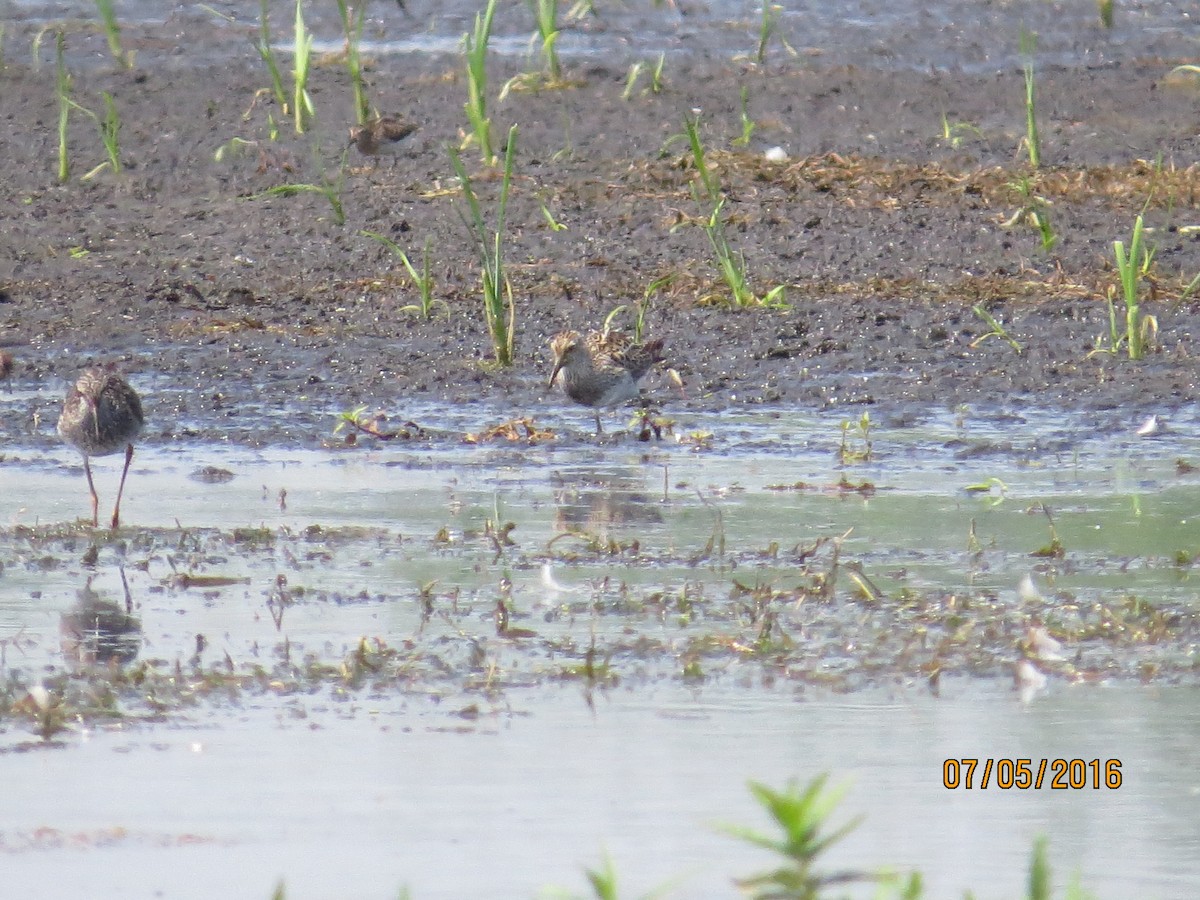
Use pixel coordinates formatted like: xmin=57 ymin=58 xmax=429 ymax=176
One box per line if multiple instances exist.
xmin=2 ymin=682 xmax=1198 ymax=898
xmin=5 ymin=0 xmax=1198 ymax=73
xmin=2 ymin=394 xmax=1200 ymax=895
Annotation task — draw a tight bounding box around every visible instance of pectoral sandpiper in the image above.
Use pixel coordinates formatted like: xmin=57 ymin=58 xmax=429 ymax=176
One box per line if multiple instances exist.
xmin=348 ymin=114 xmax=418 ymax=167
xmin=548 ymin=330 xmax=665 ymax=434
xmin=57 ymin=366 xmax=144 ymax=529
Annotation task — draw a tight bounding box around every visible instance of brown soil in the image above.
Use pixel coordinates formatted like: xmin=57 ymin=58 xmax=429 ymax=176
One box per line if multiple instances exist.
xmin=2 ymin=32 xmax=1200 ymax=445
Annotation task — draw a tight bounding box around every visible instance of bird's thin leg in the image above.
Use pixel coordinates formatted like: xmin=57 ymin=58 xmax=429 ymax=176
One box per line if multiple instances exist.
xmin=594 ymin=411 xmax=604 ymax=435
xmin=83 ymin=457 xmax=99 ymax=527
xmin=110 ymin=443 xmax=134 ymax=529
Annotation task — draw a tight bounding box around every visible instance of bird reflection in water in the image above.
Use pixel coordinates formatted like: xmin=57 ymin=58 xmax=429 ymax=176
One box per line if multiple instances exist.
xmin=60 ymin=573 xmax=141 ymax=669
xmin=551 ymin=470 xmax=663 ymax=545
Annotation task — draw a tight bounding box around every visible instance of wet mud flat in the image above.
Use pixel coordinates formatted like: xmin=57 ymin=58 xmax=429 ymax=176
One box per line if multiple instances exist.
xmin=0 ymin=3 xmax=1198 ymax=441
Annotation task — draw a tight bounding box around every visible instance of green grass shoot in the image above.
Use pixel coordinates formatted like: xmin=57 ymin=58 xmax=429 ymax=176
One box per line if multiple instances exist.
xmin=360 ymin=231 xmax=447 ymax=319
xmin=650 ymin=52 xmax=665 ymax=92
xmin=55 ymin=31 xmax=71 ymax=184
xmin=530 ymin=0 xmax=562 ymax=81
xmin=622 ymin=53 xmax=665 ymax=99
xmin=463 ymin=0 xmax=498 ymax=165
xmin=1113 ymin=214 xmax=1156 ymax=360
xmin=97 ymin=92 xmax=122 ymax=174
xmin=733 ymin=85 xmax=755 ymax=146
xmin=1020 ymin=29 xmax=1041 ymax=168
xmin=1096 ymin=0 xmax=1114 ymax=28
xmin=684 ymin=115 xmax=786 ymax=308
xmin=939 ymin=110 xmax=981 ymax=148
xmin=255 ymin=0 xmax=289 ymax=116
xmin=92 ymin=0 xmax=132 ymax=69
xmin=251 ymin=149 xmax=349 ymax=225
xmin=449 ymin=125 xmax=519 ymax=365
xmin=336 ymin=0 xmax=370 ymax=125
xmin=622 ymin=61 xmax=644 ymax=100
xmin=1004 ymin=176 xmax=1056 ymax=251
xmin=69 ymin=90 xmax=123 ymax=180
xmin=756 ymin=2 xmax=780 ymax=65
xmin=970 ymin=304 xmax=1023 ymax=353
xmin=291 ymin=0 xmax=315 ymax=134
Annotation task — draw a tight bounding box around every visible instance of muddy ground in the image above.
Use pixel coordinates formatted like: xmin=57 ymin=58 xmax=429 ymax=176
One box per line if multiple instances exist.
xmin=1 ymin=15 xmax=1199 ymax=447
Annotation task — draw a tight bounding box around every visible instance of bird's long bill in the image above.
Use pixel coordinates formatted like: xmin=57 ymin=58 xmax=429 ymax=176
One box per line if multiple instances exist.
xmin=548 ymin=360 xmax=564 ymax=388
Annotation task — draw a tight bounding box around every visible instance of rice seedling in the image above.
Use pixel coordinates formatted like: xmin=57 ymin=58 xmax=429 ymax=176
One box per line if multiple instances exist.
xmin=1096 ymin=0 xmax=1114 ymax=28
xmin=566 ymin=0 xmax=595 ymax=20
xmin=971 ymin=304 xmax=1024 ymax=353
xmin=250 ymin=149 xmax=349 ymax=225
xmin=291 ymin=0 xmax=315 ymax=134
xmin=684 ymin=115 xmax=786 ymax=308
xmin=539 ymin=198 xmax=567 ymax=231
xmin=732 ymin=85 xmax=756 ymax=146
xmin=449 ymin=125 xmax=518 ymax=365
xmin=530 ymin=0 xmax=562 ymax=81
xmin=939 ymin=110 xmax=981 ymax=148
xmin=755 ymin=2 xmax=782 ymax=65
xmin=1111 ymin=214 xmax=1157 ymax=360
xmin=463 ymin=0 xmax=498 ymax=165
xmin=622 ymin=53 xmax=665 ymax=100
xmin=54 ymin=31 xmax=71 ymax=184
xmin=1020 ymin=29 xmax=1041 ymax=168
xmin=255 ymin=0 xmax=289 ymax=115
xmin=1003 ymin=176 xmax=1057 ymax=251
xmin=649 ymin=52 xmax=665 ymax=92
xmin=335 ymin=0 xmax=370 ymax=125
xmin=360 ymin=231 xmax=448 ymax=319
xmin=621 ymin=61 xmax=645 ymax=100
xmin=70 ymin=90 xmax=124 ymax=180
xmin=92 ymin=0 xmax=133 ymax=70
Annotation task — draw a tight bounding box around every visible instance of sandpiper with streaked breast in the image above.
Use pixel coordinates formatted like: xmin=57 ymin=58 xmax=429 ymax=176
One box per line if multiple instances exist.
xmin=57 ymin=365 xmax=144 ymax=528
xmin=548 ymin=329 xmax=665 ymax=434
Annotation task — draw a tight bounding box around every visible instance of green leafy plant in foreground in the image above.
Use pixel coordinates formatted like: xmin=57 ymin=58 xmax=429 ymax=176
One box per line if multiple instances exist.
xmin=449 ymin=125 xmax=519 ymax=366
xmin=684 ymin=116 xmax=787 ymax=308
xmin=722 ymin=776 xmax=887 ymax=899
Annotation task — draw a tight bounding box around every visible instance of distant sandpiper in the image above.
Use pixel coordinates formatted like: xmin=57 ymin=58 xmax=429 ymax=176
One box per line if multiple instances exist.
xmin=348 ymin=114 xmax=418 ymax=166
xmin=57 ymin=365 xmax=144 ymax=528
xmin=548 ymin=329 xmax=665 ymax=434
xmin=0 ymin=350 xmax=12 ymax=392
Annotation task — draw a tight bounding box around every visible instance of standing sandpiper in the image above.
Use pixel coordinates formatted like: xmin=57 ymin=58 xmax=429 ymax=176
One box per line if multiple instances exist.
xmin=57 ymin=366 xmax=144 ymax=529
xmin=348 ymin=114 xmax=418 ymax=167
xmin=548 ymin=330 xmax=665 ymax=434
xmin=0 ymin=350 xmax=12 ymax=392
